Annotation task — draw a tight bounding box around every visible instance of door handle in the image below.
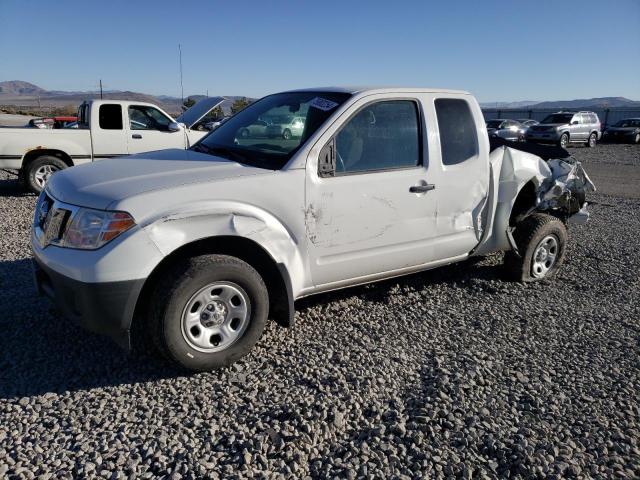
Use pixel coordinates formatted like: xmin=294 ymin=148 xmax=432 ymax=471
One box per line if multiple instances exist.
xmin=409 ymin=184 xmax=435 ymax=193
xmin=132 ymin=134 xmax=142 ymax=139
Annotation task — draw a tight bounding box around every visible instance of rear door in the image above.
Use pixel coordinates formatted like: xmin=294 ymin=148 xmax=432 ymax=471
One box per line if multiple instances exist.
xmin=426 ymin=96 xmax=490 ymax=256
xmin=91 ymin=103 xmax=128 ymax=159
xmin=126 ymin=105 xmax=186 ymax=154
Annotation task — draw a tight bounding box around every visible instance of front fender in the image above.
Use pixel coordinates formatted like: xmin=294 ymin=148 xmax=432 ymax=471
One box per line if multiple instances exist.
xmin=141 ymin=201 xmax=306 ymax=297
xmin=474 ymin=147 xmax=551 ymax=255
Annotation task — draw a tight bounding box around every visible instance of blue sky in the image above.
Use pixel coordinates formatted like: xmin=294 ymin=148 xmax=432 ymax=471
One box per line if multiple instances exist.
xmin=1 ymin=0 xmax=639 ymax=102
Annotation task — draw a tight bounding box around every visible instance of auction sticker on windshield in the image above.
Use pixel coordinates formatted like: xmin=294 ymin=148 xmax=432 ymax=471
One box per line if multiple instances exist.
xmin=309 ymin=97 xmax=339 ymax=111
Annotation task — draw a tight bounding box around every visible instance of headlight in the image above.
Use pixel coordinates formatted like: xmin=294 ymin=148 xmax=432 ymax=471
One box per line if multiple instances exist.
xmin=63 ymin=208 xmax=135 ymax=249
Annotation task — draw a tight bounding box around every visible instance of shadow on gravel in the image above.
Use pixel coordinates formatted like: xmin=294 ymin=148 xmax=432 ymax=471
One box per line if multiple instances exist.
xmin=0 ymin=258 xmax=182 ymax=399
xmin=0 ymin=255 xmax=503 ymax=400
xmin=0 ymin=174 xmax=33 ymax=198
xmin=296 ymin=256 xmax=504 ymax=312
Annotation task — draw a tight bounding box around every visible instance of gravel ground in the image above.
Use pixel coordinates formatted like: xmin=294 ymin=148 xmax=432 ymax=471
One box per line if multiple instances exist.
xmin=1 ymin=145 xmax=639 ymax=479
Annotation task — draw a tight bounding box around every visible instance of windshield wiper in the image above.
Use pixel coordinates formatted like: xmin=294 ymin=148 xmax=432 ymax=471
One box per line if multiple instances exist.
xmin=191 ymin=144 xmax=248 ymax=164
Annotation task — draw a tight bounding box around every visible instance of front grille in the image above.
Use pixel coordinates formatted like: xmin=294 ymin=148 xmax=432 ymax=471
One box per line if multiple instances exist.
xmin=34 ymin=193 xmax=72 ymax=247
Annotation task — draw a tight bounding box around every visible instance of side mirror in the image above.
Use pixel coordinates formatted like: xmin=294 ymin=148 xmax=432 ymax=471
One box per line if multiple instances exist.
xmin=318 ymin=138 xmax=336 ymax=178
xmin=169 ymin=122 xmax=183 ymax=132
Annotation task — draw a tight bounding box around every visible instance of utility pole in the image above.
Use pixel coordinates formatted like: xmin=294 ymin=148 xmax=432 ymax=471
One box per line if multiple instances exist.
xmin=178 ymin=44 xmax=184 ymax=104
xmin=99 ymin=79 xmax=103 ymax=99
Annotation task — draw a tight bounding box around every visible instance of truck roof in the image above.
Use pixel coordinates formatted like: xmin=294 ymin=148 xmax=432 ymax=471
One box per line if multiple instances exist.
xmin=281 ymin=86 xmax=471 ymax=96
xmin=84 ymin=99 xmax=162 ymax=108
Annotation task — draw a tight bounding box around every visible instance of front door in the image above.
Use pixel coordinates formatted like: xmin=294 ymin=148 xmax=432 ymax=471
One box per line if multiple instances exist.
xmin=126 ymin=104 xmax=186 ymax=154
xmin=305 ymin=98 xmax=439 ymax=287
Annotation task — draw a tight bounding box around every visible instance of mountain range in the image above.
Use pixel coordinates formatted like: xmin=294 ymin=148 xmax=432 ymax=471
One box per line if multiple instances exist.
xmin=480 ymin=97 xmax=640 ymax=109
xmin=1 ymin=81 xmax=639 ymax=114
xmin=0 ymin=81 xmax=249 ymax=115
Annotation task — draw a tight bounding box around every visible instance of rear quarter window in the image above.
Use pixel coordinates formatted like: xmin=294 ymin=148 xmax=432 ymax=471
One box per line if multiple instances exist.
xmin=435 ymin=98 xmax=478 ymax=166
xmin=99 ymin=104 xmax=123 ymax=130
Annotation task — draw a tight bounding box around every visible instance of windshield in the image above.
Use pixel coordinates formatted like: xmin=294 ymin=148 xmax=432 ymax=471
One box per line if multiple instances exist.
xmin=193 ymin=92 xmax=352 ymax=169
xmin=613 ymin=119 xmax=640 ymax=128
xmin=541 ymin=114 xmax=574 ymax=124
xmin=486 ymin=120 xmax=503 ymax=128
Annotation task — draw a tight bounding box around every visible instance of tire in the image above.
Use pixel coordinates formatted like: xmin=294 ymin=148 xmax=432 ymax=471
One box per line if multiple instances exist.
xmin=558 ymin=133 xmax=569 ymax=148
xmin=282 ymin=129 xmax=291 ymax=140
xmin=504 ymin=213 xmax=568 ymax=282
xmin=586 ymin=132 xmax=597 ymax=148
xmin=634 ymin=133 xmax=640 ymax=144
xmin=147 ymin=254 xmax=269 ymax=371
xmin=25 ymin=155 xmax=68 ymax=193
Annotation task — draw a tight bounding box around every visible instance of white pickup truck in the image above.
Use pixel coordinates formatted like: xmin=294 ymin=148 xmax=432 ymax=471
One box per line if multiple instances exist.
xmin=0 ymin=97 xmax=224 ymax=192
xmin=31 ymin=87 xmax=594 ymax=371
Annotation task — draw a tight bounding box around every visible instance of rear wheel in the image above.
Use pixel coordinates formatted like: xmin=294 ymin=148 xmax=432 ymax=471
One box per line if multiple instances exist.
xmin=504 ymin=213 xmax=568 ymax=282
xmin=25 ymin=155 xmax=67 ymax=193
xmin=147 ymin=254 xmax=268 ymax=371
xmin=559 ymin=133 xmax=569 ymax=148
xmin=240 ymin=128 xmax=250 ymax=138
xmin=586 ymin=132 xmax=597 ymax=148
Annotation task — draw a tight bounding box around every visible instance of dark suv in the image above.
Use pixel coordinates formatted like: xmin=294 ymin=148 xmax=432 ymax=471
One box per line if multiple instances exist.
xmin=526 ymin=111 xmax=601 ymax=148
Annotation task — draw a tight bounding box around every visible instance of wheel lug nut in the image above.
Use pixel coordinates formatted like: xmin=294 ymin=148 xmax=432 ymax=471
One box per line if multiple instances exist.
xmin=206 ymin=304 xmax=214 ymax=311
xmin=201 ymin=312 xmax=210 ymax=320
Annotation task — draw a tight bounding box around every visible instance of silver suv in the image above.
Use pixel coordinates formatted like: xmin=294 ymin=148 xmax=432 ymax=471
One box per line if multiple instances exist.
xmin=526 ymin=111 xmax=601 ymax=148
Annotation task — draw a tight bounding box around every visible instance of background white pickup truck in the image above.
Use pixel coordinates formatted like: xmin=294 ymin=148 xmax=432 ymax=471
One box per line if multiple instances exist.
xmin=0 ymin=97 xmax=224 ymax=192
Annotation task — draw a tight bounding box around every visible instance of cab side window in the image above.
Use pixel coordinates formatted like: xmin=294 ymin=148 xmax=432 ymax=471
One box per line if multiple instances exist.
xmin=128 ymin=105 xmax=172 ymax=131
xmin=99 ymin=104 xmax=123 ymax=130
xmin=335 ymin=100 xmax=420 ymax=174
xmin=435 ymin=98 xmax=478 ymax=166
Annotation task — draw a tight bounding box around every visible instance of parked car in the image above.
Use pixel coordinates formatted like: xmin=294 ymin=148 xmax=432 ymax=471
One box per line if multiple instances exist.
xmin=32 ymin=87 xmax=594 ymax=371
xmin=602 ymin=118 xmax=640 ymax=144
xmin=517 ymin=119 xmax=539 ymax=127
xmin=485 ymin=119 xmax=526 ymax=141
xmin=0 ymin=97 xmax=225 ymax=192
xmin=203 ymin=117 xmax=229 ymax=131
xmin=526 ymin=111 xmax=601 ymax=148
xmin=266 ymin=116 xmax=305 ymax=139
xmin=238 ymin=119 xmax=270 ymax=138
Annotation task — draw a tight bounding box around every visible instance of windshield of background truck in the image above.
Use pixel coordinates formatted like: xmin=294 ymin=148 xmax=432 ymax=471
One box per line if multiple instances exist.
xmin=193 ymin=92 xmax=351 ymax=169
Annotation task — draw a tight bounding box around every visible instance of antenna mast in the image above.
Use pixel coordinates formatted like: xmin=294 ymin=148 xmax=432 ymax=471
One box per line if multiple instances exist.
xmin=178 ymin=44 xmax=184 ymax=104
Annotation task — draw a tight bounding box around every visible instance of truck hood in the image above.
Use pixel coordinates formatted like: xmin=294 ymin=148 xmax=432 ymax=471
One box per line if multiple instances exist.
xmin=46 ymin=149 xmax=272 ymax=210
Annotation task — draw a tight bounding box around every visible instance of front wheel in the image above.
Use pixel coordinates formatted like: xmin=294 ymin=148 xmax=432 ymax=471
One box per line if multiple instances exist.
xmin=504 ymin=213 xmax=568 ymax=282
xmin=282 ymin=129 xmax=291 ymax=140
xmin=147 ymin=254 xmax=269 ymax=371
xmin=634 ymin=133 xmax=640 ymax=144
xmin=25 ymin=155 xmax=67 ymax=193
xmin=558 ymin=133 xmax=569 ymax=148
xmin=586 ymin=132 xmax=597 ymax=148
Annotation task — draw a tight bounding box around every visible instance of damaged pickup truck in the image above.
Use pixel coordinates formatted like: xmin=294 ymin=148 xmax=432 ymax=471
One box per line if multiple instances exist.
xmin=31 ymin=87 xmax=595 ymax=371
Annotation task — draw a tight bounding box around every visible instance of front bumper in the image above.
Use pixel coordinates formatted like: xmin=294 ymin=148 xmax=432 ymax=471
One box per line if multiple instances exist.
xmin=526 ymin=131 xmax=561 ymax=143
xmin=33 ymin=256 xmax=145 ymax=350
xmin=603 ymin=132 xmax=636 ymax=142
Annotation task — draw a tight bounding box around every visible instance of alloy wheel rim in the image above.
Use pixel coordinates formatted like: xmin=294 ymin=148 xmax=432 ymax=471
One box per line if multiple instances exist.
xmin=180 ymin=281 xmax=251 ymax=352
xmin=34 ymin=164 xmax=59 ymax=188
xmin=531 ymin=235 xmax=559 ymax=278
